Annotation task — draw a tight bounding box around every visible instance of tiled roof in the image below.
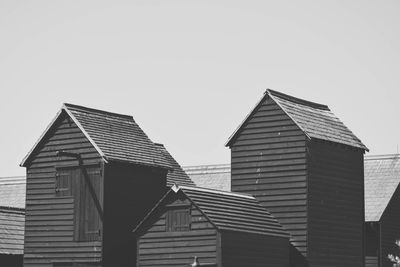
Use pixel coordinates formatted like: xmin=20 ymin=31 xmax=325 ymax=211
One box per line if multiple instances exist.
xmin=155 ymin=144 xmax=195 ymax=187
xmin=21 ymin=103 xmax=171 ymax=169
xmin=0 ymin=207 xmax=24 ymax=255
xmin=180 ymin=186 xmax=289 ymax=237
xmin=134 ymin=185 xmax=289 ymax=238
xmin=0 ymin=176 xmax=26 ymax=209
xmin=226 ymin=89 xmax=368 ymax=151
xmin=364 ymin=154 xmax=400 ymax=222
xmin=183 ymin=164 xmax=230 ymax=191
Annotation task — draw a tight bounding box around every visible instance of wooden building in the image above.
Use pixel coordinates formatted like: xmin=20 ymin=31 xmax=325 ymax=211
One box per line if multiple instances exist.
xmin=225 ymin=89 xmax=368 ymax=267
xmin=0 ymin=176 xmax=25 ymax=267
xmin=20 ymin=103 xmax=193 ymax=267
xmin=134 ymin=185 xmax=289 ymax=267
xmin=364 ymin=154 xmax=400 ymax=267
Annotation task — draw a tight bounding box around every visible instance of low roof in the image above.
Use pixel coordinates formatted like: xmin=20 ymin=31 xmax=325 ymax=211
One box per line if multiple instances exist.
xmin=365 ymin=154 xmax=400 ymax=222
xmin=155 ymin=144 xmax=195 ymax=187
xmin=134 ymin=185 xmax=289 ymax=238
xmin=21 ymin=103 xmax=171 ymax=169
xmin=184 ymin=164 xmax=230 ymax=191
xmin=226 ymin=89 xmax=368 ymax=151
xmin=0 ymin=207 xmax=24 ymax=255
xmin=0 ymin=176 xmax=26 ymax=209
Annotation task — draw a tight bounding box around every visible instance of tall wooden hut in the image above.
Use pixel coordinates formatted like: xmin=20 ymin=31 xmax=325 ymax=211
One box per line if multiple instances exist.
xmin=225 ymin=89 xmax=368 ymax=267
xmin=20 ymin=103 xmax=193 ymax=267
xmin=364 ymin=154 xmax=400 ymax=267
xmin=134 ymin=185 xmax=290 ymax=267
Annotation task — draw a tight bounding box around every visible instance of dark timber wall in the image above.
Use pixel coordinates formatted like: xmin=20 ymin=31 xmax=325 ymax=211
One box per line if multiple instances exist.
xmin=136 ymin=194 xmax=218 ymax=267
xmin=229 ymin=97 xmax=366 ymax=266
xmin=24 ymin=113 xmax=103 ymax=266
xmin=380 ymin=183 xmax=400 ymax=267
xmin=102 ymin=162 xmax=167 ymax=267
xmin=308 ymin=140 xmax=364 ymax=267
xmin=221 ymin=231 xmax=289 ymax=267
xmin=230 ymin=98 xmax=308 ymax=256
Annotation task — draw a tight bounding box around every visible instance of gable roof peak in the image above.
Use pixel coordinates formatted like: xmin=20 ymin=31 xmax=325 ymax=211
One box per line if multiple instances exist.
xmin=226 ymin=89 xmax=368 ymax=151
xmin=21 ymin=102 xmax=172 ymax=169
xmin=266 ymin=89 xmax=330 ymax=111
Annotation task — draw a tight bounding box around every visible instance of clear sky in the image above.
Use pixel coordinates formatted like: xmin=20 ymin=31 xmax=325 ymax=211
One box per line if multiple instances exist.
xmin=0 ymin=1 xmax=399 ymax=176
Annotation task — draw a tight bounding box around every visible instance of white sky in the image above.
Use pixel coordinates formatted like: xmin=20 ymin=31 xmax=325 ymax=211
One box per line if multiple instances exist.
xmin=0 ymin=1 xmax=399 ymax=176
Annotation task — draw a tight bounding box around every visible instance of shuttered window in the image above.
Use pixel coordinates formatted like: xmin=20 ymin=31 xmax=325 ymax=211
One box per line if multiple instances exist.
xmin=166 ymin=207 xmax=190 ymax=232
xmin=55 ymin=169 xmax=75 ymax=197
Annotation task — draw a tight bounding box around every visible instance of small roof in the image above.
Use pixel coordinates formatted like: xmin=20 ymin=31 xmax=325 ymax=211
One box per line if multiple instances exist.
xmin=365 ymin=154 xmax=400 ymax=222
xmin=0 ymin=176 xmax=26 ymax=209
xmin=0 ymin=207 xmax=24 ymax=255
xmin=21 ymin=103 xmax=171 ymax=169
xmin=184 ymin=164 xmax=230 ymax=191
xmin=134 ymin=185 xmax=289 ymax=238
xmin=226 ymin=89 xmax=368 ymax=151
xmin=155 ymin=144 xmax=195 ymax=187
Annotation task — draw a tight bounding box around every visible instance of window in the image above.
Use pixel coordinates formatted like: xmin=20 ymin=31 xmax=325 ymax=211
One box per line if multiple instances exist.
xmin=166 ymin=207 xmax=190 ymax=232
xmin=55 ymin=166 xmax=102 ymax=241
xmin=55 ymin=169 xmax=74 ymax=196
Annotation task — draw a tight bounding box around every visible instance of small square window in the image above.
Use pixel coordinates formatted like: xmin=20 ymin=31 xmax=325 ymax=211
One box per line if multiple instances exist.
xmin=166 ymin=208 xmax=190 ymax=232
xmin=55 ymin=169 xmax=73 ymax=197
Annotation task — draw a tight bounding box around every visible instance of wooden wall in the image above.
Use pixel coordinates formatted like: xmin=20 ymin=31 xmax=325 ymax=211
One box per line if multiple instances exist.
xmin=380 ymin=182 xmax=400 ymax=267
xmin=230 ymin=98 xmax=308 ymax=256
xmin=102 ymin=162 xmax=167 ymax=267
xmin=24 ymin=112 xmax=104 ymax=266
xmin=307 ymin=140 xmax=364 ymax=267
xmin=136 ymin=193 xmax=218 ymax=267
xmin=221 ymin=231 xmax=289 ymax=267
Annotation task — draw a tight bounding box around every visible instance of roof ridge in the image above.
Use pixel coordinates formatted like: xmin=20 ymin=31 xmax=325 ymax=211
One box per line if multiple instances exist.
xmin=63 ymin=103 xmax=133 ymax=120
xmin=178 ymin=185 xmax=255 ymax=199
xmin=266 ymin=89 xmax=330 ymax=111
xmin=183 ymin=163 xmax=231 ymax=169
xmin=365 ymin=154 xmax=400 ymax=160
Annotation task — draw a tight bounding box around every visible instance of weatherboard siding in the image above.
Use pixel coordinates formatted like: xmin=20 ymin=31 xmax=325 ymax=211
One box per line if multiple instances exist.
xmin=380 ymin=182 xmax=400 ymax=267
xmin=137 ymin=197 xmax=218 ymax=267
xmin=24 ymin=113 xmax=103 ymax=266
xmin=308 ymin=141 xmax=364 ymax=267
xmin=230 ymin=98 xmax=308 ymax=256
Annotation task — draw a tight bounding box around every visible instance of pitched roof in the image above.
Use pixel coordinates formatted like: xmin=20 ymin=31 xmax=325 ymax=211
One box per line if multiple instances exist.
xmin=226 ymin=89 xmax=368 ymax=151
xmin=134 ymin=185 xmax=289 ymax=238
xmin=21 ymin=103 xmax=171 ymax=169
xmin=365 ymin=154 xmax=400 ymax=222
xmin=0 ymin=207 xmax=24 ymax=255
xmin=0 ymin=176 xmax=26 ymax=209
xmin=183 ymin=164 xmax=230 ymax=191
xmin=155 ymin=144 xmax=195 ymax=187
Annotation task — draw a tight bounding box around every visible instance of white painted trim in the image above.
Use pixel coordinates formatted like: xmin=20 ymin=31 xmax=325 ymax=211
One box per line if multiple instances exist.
xmin=62 ymin=104 xmax=108 ymax=163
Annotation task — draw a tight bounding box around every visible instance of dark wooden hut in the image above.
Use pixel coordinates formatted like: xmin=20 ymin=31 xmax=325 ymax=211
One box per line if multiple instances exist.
xmin=225 ymin=89 xmax=368 ymax=267
xmin=364 ymin=154 xmax=400 ymax=267
xmin=0 ymin=176 xmax=25 ymax=267
xmin=20 ymin=103 xmax=193 ymax=267
xmin=134 ymin=185 xmax=290 ymax=267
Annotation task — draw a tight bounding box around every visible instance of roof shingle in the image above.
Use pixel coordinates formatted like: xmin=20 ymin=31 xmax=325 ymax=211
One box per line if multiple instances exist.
xmin=364 ymin=154 xmax=400 ymax=222
xmin=226 ymin=89 xmax=368 ymax=151
xmin=0 ymin=176 xmax=26 ymax=209
xmin=21 ymin=103 xmax=171 ymax=169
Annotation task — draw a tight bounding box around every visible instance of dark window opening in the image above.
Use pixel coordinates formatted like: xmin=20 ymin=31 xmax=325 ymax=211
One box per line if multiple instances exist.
xmin=166 ymin=207 xmax=190 ymax=232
